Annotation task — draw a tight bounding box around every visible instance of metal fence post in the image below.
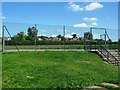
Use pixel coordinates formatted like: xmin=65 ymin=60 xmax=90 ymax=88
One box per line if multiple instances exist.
xmin=2 ymin=25 xmax=4 ymax=52
xmin=84 ymin=36 xmax=85 ymax=50
xmin=35 ymin=24 xmax=37 ymax=51
xmin=90 ymin=27 xmax=92 ymax=50
xmin=105 ymin=29 xmax=107 ymax=49
xmin=63 ymin=26 xmax=65 ymax=51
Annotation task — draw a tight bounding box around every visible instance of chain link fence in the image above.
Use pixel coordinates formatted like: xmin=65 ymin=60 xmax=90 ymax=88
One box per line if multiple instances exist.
xmin=2 ymin=22 xmax=118 ymax=52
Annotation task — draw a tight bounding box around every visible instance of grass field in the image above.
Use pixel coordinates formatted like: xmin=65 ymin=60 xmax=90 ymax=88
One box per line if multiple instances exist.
xmin=2 ymin=51 xmax=119 ymax=88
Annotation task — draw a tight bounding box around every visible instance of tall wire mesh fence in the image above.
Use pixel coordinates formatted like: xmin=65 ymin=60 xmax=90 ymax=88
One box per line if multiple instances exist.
xmin=2 ymin=22 xmax=118 ymax=52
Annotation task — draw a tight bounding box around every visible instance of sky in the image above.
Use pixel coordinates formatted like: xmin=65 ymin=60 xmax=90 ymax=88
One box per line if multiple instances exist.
xmin=1 ymin=2 xmax=119 ymax=41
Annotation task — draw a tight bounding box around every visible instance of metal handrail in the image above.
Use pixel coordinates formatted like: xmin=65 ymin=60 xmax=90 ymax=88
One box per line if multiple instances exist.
xmin=97 ymin=42 xmax=118 ymax=65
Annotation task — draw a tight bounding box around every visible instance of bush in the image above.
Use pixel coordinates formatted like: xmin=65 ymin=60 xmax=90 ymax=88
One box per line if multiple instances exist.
xmin=6 ymin=40 xmax=84 ymax=45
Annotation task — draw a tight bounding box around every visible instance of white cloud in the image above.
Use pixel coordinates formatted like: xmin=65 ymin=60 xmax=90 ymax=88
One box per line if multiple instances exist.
xmin=65 ymin=32 xmax=80 ymax=38
xmin=73 ymin=23 xmax=89 ymax=28
xmin=67 ymin=2 xmax=103 ymax=12
xmin=72 ymin=32 xmax=77 ymax=35
xmin=73 ymin=22 xmax=98 ymax=28
xmin=67 ymin=2 xmax=84 ymax=12
xmin=65 ymin=34 xmax=72 ymax=38
xmin=85 ymin=2 xmax=103 ymax=11
xmin=52 ymin=35 xmax=57 ymax=37
xmin=83 ymin=17 xmax=97 ymax=21
xmin=91 ymin=22 xmax=98 ymax=26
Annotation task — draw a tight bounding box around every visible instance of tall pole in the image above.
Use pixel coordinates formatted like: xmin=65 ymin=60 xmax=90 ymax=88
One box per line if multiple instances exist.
xmin=63 ymin=26 xmax=65 ymax=51
xmin=2 ymin=25 xmax=4 ymax=52
xmin=35 ymin=24 xmax=37 ymax=51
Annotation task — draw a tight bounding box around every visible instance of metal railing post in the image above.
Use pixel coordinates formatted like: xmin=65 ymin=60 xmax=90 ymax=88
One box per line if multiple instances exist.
xmin=35 ymin=24 xmax=37 ymax=51
xmin=63 ymin=26 xmax=65 ymax=51
xmin=2 ymin=25 xmax=4 ymax=52
xmin=90 ymin=27 xmax=92 ymax=50
xmin=84 ymin=36 xmax=85 ymax=50
xmin=105 ymin=29 xmax=107 ymax=49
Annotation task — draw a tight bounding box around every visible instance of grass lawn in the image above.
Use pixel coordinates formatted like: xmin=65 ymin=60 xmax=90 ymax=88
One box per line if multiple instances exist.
xmin=2 ymin=51 xmax=119 ymax=88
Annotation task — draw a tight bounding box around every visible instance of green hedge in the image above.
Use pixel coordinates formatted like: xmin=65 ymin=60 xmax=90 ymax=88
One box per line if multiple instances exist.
xmin=5 ymin=40 xmax=118 ymax=49
xmin=5 ymin=40 xmax=85 ymax=45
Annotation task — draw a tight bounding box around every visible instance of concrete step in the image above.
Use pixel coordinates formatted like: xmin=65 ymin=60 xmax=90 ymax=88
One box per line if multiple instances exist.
xmin=96 ymin=50 xmax=119 ymax=66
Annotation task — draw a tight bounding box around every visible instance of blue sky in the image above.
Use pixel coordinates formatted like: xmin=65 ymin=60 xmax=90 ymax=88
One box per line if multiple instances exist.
xmin=2 ymin=2 xmax=118 ymax=41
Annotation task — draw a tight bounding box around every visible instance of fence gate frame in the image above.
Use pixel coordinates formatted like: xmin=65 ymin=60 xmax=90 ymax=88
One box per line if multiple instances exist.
xmin=84 ymin=27 xmax=110 ymax=50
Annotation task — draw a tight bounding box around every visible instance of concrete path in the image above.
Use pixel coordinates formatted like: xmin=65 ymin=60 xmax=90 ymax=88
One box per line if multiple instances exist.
xmin=83 ymin=82 xmax=119 ymax=90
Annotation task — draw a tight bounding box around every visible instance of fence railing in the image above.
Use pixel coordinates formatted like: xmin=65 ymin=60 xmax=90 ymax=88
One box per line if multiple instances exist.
xmin=97 ymin=43 xmax=119 ymax=66
xmin=2 ymin=22 xmax=118 ymax=52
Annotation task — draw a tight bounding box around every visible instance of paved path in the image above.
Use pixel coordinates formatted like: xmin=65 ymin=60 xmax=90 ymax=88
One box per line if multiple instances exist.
xmin=83 ymin=82 xmax=119 ymax=90
xmin=3 ymin=49 xmax=85 ymax=52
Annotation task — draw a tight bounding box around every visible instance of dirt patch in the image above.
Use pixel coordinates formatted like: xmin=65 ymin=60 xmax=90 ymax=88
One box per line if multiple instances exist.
xmin=76 ymin=60 xmax=90 ymax=64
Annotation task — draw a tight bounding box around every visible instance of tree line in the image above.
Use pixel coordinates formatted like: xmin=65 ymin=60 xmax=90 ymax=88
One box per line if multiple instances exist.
xmin=5 ymin=26 xmax=114 ymax=45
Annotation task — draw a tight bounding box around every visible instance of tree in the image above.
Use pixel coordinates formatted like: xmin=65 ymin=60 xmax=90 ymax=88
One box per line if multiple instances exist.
xmin=38 ymin=36 xmax=48 ymax=40
xmin=12 ymin=31 xmax=26 ymax=41
xmin=84 ymin=32 xmax=93 ymax=40
xmin=27 ymin=27 xmax=38 ymax=41
xmin=57 ymin=34 xmax=62 ymax=38
xmin=56 ymin=34 xmax=64 ymax=41
xmin=72 ymin=34 xmax=77 ymax=38
xmin=17 ymin=31 xmax=27 ymax=41
xmin=107 ymin=39 xmax=112 ymax=43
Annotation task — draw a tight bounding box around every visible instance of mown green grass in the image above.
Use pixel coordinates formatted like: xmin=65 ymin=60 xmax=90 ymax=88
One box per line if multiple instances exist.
xmin=2 ymin=51 xmax=118 ymax=88
xmin=0 ymin=52 xmax=2 ymax=89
